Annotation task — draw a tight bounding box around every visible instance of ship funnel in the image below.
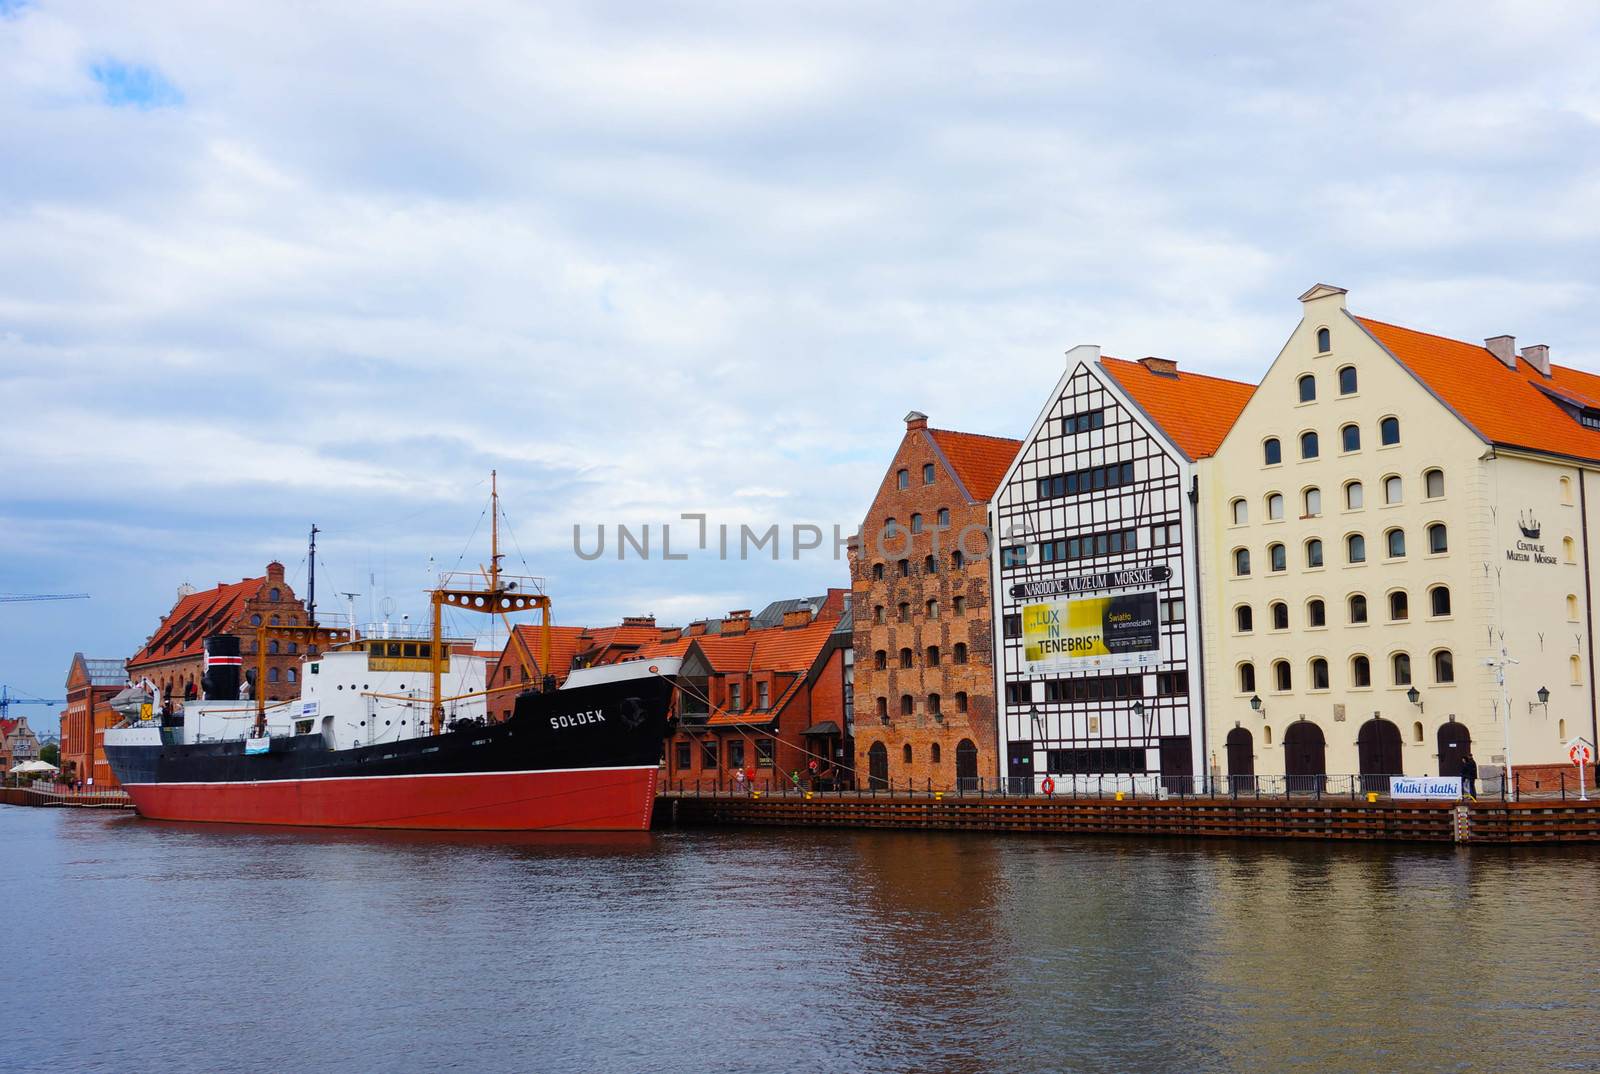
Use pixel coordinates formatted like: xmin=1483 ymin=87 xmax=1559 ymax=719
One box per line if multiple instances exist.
xmin=203 ymin=635 xmax=243 ymax=700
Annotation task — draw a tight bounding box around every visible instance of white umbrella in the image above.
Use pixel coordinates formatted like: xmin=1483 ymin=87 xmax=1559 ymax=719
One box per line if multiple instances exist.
xmin=10 ymin=760 xmax=59 ymax=774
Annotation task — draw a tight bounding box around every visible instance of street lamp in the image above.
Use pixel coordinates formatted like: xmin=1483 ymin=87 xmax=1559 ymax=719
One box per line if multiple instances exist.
xmin=1530 ymin=686 xmax=1551 ymax=715
xmin=1407 ymin=686 xmax=1423 ymax=713
xmin=1249 ymin=694 xmax=1264 ymax=716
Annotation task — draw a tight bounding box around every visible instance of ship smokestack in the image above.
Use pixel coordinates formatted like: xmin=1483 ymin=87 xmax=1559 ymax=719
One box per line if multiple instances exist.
xmin=203 ymin=635 xmax=243 ymax=700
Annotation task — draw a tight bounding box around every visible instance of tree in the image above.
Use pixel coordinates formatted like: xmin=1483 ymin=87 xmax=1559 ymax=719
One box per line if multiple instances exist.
xmin=39 ymin=742 xmax=59 ymax=766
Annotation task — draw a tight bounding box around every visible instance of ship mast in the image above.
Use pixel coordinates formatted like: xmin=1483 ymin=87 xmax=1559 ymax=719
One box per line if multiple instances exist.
xmin=427 ymin=472 xmax=551 ymax=735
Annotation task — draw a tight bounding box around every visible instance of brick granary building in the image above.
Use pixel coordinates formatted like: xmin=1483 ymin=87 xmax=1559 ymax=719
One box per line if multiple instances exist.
xmin=850 ymin=411 xmax=1021 ymax=789
xmin=126 ymin=561 xmax=311 ymax=706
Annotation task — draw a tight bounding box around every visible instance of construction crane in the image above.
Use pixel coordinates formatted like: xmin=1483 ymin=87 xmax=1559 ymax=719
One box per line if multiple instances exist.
xmin=0 ymin=593 xmax=90 ymax=603
xmin=0 ymin=685 xmax=65 ymax=719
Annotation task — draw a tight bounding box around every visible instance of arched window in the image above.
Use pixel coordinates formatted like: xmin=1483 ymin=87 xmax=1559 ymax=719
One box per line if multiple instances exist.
xmin=898 ymin=602 xmax=910 ymax=622
xmin=1386 ymin=528 xmax=1407 ymax=558
xmin=951 ymin=550 xmax=964 ymax=569
xmin=269 ymin=616 xmax=280 ymax=627
xmin=1273 ymin=660 xmax=1292 ymax=691
xmin=953 ymin=643 xmax=968 ymax=665
xmin=1267 ymin=492 xmax=1285 ymax=520
xmin=926 ymin=599 xmax=939 ymax=618
xmin=903 ymin=743 xmax=913 ymax=764
xmin=953 ymin=596 xmax=965 ymax=616
xmin=1351 ymin=655 xmax=1372 ymax=687
xmin=1300 ymin=431 xmax=1319 ymax=459
xmin=1236 ymin=605 xmax=1253 ymax=633
xmin=1392 ymin=652 xmax=1412 ymax=686
xmin=928 ymin=694 xmax=942 ymax=716
xmin=1305 ymin=539 xmax=1324 ymax=568
xmin=1264 ymin=438 xmax=1282 ymax=465
xmin=956 ymin=692 xmax=969 ymax=713
xmin=1338 ymin=365 xmax=1357 ymax=393
xmin=1317 ymin=327 xmax=1332 ymax=353
xmin=931 ymin=742 xmax=942 ymax=763
xmin=876 ymin=697 xmax=888 ymax=719
xmin=873 ymin=605 xmax=884 ymax=623
xmin=1413 ymin=721 xmax=1424 ymax=743
xmin=1569 ymin=594 xmax=1581 ymax=622
xmin=1573 ymin=655 xmax=1584 ymax=684
xmin=250 ymin=614 xmax=262 ymax=626
xmin=1424 ymin=469 xmax=1444 ymax=498
xmin=1341 ymin=424 xmax=1361 ymax=452
xmin=267 ymin=640 xmax=279 ymax=655
xmin=1384 ymin=475 xmax=1403 ymax=504
xmin=1427 ymin=523 xmax=1448 ymax=554
xmin=910 ymin=513 xmax=924 ymax=534
xmin=1346 ymin=480 xmax=1364 ymax=510
xmin=287 ymin=668 xmax=298 ymax=683
xmin=924 ymin=463 xmax=936 ymax=485
xmin=1380 ymin=416 xmax=1400 ymax=445
xmin=287 ymin=643 xmax=297 ymax=655
xmin=1298 ymin=374 xmax=1317 ymax=402
xmin=896 ymin=470 xmax=909 ymax=489
xmin=1304 ymin=487 xmax=1322 ymax=516
xmin=1430 ymin=586 xmax=1452 ymax=617
xmin=269 ymin=587 xmax=281 ymax=602
xmin=872 ymin=563 xmax=884 ymax=580
xmin=1239 ymin=662 xmax=1257 ymax=692
xmin=1307 ymin=598 xmax=1326 ymax=627
xmin=936 ymin=507 xmax=950 ymax=527
xmin=1269 ymin=543 xmax=1287 ymax=572
xmin=1264 ymin=725 xmax=1273 ymax=746
xmin=1433 ymin=650 xmax=1454 ymax=684
xmin=924 ymin=554 xmax=937 ymax=574
xmin=1347 ymin=533 xmax=1366 ymax=563
xmin=1310 ymin=658 xmax=1329 ymax=690
xmin=1234 ymin=548 xmax=1251 ymax=576
xmin=874 ymin=650 xmax=887 ymax=670
xmin=1271 ymin=601 xmax=1289 ymax=630
xmin=1349 ymin=593 xmax=1368 ymax=623
xmin=268 ymin=667 xmax=280 ymax=684
xmin=1231 ymin=498 xmax=1248 ymax=524
xmin=900 ymin=695 xmax=914 ymax=716
xmin=1389 ymin=590 xmax=1409 ymax=621
xmin=1561 ymin=476 xmax=1575 ymax=504
xmin=899 ymin=647 xmax=913 ymax=668
xmin=926 ymin=645 xmax=940 ymax=667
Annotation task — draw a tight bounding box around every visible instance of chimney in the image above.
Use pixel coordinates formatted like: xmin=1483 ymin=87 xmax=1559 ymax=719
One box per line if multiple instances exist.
xmin=782 ymin=609 xmax=813 ymax=630
xmin=1485 ymin=336 xmax=1517 ymax=370
xmin=621 ymin=615 xmax=656 ymax=627
xmin=688 ymin=621 xmax=707 ymax=637
xmin=722 ymin=616 xmax=750 ymax=636
xmin=1137 ymin=356 xmax=1179 ymax=377
xmin=904 ymin=410 xmax=928 ymax=431
xmin=1521 ymin=344 xmax=1552 ymax=378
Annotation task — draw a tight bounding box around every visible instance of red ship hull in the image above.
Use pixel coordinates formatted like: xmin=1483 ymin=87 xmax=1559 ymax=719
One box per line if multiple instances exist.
xmin=123 ymin=765 xmax=660 ymax=832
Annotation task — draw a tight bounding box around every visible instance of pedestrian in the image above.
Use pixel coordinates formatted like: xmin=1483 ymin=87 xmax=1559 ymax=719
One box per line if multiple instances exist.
xmin=1460 ymin=751 xmax=1478 ymax=798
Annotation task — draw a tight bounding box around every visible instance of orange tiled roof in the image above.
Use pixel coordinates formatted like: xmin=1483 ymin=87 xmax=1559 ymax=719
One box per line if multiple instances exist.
xmin=127 ymin=578 xmax=264 ymax=668
xmin=1357 ymin=317 xmax=1600 ymax=463
xmin=1099 ymin=357 xmax=1256 ymax=461
xmin=501 ymin=624 xmax=592 ymax=683
xmin=927 ymin=428 xmax=1023 ymax=501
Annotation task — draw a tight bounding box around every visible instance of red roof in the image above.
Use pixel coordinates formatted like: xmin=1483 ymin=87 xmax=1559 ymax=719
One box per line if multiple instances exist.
xmin=0 ymin=718 xmax=17 ymax=738
xmin=1357 ymin=317 xmax=1600 ymax=463
xmin=927 ymin=428 xmax=1023 ymax=501
xmin=498 ymin=625 xmax=593 ymax=684
xmin=127 ymin=578 xmax=263 ymax=669
xmin=1099 ymin=357 xmax=1256 ymax=461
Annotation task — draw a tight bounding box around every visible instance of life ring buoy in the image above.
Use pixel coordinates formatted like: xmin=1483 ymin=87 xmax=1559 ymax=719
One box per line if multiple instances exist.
xmin=1041 ymin=776 xmax=1056 ymax=795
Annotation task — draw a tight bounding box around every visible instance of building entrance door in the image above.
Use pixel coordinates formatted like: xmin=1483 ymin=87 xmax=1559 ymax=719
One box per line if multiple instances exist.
xmin=867 ymin=742 xmax=888 ymax=790
xmin=955 ymin=738 xmax=979 ymax=791
xmin=1437 ymin=721 xmax=1471 ymax=780
xmin=1158 ymin=736 xmax=1193 ymax=794
xmin=1226 ymin=727 xmax=1255 ymax=792
xmin=1007 ymin=739 xmax=1034 ymax=794
xmin=1358 ymin=718 xmax=1404 ymax=793
xmin=1283 ymin=720 xmax=1327 ymax=794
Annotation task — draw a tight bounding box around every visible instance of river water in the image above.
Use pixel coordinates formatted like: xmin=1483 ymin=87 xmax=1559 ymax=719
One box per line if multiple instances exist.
xmin=5 ymin=808 xmax=1599 ymax=1074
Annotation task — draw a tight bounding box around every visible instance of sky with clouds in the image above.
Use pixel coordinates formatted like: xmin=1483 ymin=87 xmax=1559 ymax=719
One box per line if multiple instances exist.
xmin=2 ymin=0 xmax=1599 ymax=706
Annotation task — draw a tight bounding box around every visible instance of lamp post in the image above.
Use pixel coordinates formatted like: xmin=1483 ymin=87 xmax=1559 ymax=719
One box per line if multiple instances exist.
xmin=1407 ymin=686 xmax=1423 ymax=714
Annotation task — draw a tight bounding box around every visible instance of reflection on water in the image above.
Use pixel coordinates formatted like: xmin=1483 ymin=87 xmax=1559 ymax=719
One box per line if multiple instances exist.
xmin=6 ymin=810 xmax=1599 ymax=1074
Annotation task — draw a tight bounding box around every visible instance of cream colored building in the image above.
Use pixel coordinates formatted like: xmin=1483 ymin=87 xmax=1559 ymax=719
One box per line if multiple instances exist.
xmin=1199 ymin=284 xmax=1600 ymax=789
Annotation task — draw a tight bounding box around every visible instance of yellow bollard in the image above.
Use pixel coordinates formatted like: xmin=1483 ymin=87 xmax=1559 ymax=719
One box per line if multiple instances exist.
xmin=1366 ymin=791 xmax=1378 ymax=803
xmin=935 ymin=792 xmax=944 ymax=801
xmin=1115 ymin=790 xmax=1125 ymax=801
xmin=752 ymin=791 xmax=761 ymax=800
xmin=804 ymin=791 xmax=813 ymax=800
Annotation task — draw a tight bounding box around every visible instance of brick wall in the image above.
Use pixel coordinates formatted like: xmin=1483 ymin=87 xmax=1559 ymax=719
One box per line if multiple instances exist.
xmin=851 ymin=420 xmax=1001 ymax=789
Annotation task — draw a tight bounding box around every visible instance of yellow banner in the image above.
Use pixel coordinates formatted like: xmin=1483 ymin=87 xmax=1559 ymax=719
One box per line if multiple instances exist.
xmin=1022 ymin=591 xmax=1159 ymax=671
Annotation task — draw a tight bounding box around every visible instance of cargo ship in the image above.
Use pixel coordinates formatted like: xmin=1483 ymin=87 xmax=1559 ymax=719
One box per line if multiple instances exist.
xmin=104 ymin=476 xmax=680 ymax=831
